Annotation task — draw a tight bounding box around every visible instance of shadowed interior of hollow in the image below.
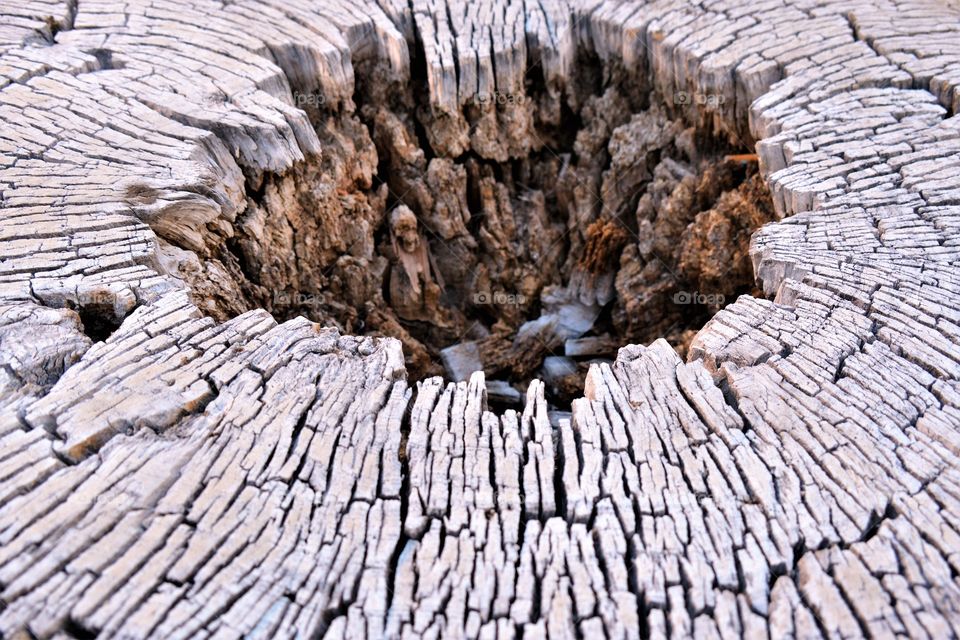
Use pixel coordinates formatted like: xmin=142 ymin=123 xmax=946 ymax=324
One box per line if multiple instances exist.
xmin=201 ymin=48 xmax=776 ymax=411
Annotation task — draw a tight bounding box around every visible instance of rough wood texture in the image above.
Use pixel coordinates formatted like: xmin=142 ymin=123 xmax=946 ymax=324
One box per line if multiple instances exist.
xmin=3 ymin=0 xmax=960 ymax=638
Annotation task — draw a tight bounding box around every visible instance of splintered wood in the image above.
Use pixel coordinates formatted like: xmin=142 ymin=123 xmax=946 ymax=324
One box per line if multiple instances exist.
xmin=3 ymin=0 xmax=960 ymax=638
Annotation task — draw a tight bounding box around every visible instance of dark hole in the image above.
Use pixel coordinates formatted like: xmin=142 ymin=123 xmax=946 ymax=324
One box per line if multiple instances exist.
xmin=76 ymin=304 xmax=123 ymax=343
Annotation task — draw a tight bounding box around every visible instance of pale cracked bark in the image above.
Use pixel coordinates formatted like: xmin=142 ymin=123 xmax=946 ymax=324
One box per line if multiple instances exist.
xmin=2 ymin=0 xmax=960 ymax=638
xmin=1 ymin=291 xmax=409 ymax=638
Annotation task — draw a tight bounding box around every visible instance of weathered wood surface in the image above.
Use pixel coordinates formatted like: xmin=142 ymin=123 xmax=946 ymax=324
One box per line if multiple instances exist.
xmin=2 ymin=0 xmax=960 ymax=638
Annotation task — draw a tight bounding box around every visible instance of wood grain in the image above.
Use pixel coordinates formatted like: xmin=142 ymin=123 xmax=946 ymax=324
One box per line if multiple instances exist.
xmin=2 ymin=0 xmax=960 ymax=637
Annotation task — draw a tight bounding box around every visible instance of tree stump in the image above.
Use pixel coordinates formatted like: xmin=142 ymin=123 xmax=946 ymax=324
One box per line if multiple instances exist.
xmin=2 ymin=0 xmax=960 ymax=638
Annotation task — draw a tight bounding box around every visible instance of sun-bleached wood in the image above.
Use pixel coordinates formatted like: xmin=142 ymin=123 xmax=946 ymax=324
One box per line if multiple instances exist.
xmin=2 ymin=0 xmax=960 ymax=638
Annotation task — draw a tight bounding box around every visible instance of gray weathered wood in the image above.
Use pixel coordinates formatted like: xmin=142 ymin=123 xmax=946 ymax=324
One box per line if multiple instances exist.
xmin=2 ymin=0 xmax=960 ymax=637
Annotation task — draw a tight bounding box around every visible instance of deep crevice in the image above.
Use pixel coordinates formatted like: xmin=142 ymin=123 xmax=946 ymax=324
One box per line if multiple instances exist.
xmin=62 ymin=617 xmax=98 ymax=640
xmin=385 ymin=384 xmax=416 ymax=615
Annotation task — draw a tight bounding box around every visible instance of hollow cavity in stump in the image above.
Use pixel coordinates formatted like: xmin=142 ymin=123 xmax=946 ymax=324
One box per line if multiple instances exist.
xmin=181 ymin=54 xmax=776 ymax=411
